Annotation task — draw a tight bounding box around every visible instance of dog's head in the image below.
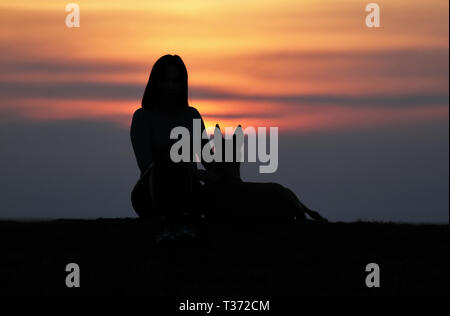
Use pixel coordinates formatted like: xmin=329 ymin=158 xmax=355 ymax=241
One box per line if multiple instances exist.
xmin=208 ymin=124 xmax=244 ymax=182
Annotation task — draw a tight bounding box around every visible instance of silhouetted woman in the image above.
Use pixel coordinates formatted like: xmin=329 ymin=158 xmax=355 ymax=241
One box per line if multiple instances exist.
xmin=130 ymin=55 xmax=325 ymax=228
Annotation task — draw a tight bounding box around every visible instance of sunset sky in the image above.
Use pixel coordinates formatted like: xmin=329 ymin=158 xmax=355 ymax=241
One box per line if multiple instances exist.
xmin=0 ymin=1 xmax=448 ymax=222
xmin=1 ymin=0 xmax=448 ymax=132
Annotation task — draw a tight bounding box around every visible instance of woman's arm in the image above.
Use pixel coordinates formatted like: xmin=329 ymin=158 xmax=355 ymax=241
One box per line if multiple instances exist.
xmin=130 ymin=108 xmax=153 ymax=175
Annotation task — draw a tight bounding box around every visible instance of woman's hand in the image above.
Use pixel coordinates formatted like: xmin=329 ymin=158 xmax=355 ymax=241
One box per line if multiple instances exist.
xmin=193 ymin=168 xmax=223 ymax=184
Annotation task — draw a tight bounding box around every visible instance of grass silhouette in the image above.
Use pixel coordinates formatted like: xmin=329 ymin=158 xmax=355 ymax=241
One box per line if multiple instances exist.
xmin=0 ymin=219 xmax=447 ymax=296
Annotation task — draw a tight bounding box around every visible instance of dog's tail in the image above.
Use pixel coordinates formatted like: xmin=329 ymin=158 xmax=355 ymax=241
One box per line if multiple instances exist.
xmin=304 ymin=208 xmax=328 ymax=222
xmin=298 ymin=201 xmax=328 ymax=222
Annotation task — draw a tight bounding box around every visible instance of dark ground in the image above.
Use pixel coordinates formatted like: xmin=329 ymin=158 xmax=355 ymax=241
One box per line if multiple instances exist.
xmin=0 ymin=218 xmax=448 ymax=296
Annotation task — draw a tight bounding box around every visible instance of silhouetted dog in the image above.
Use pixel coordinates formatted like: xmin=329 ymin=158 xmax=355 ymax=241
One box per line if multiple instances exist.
xmin=196 ymin=125 xmax=327 ymax=222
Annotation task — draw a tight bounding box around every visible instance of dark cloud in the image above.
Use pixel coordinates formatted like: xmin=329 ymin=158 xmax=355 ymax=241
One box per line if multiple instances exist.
xmin=0 ymin=113 xmax=448 ymax=222
xmin=0 ymin=81 xmax=144 ymax=101
xmin=2 ymin=48 xmax=448 ymax=79
xmin=246 ymin=48 xmax=449 ymax=63
xmin=0 ymin=80 xmax=448 ymax=108
xmin=190 ymin=87 xmax=449 ymax=108
xmin=0 ymin=60 xmax=143 ymax=75
xmin=1 ymin=46 xmax=447 ymax=109
xmin=234 ymin=48 xmax=450 ymax=79
xmin=203 ymin=112 xmax=284 ymax=119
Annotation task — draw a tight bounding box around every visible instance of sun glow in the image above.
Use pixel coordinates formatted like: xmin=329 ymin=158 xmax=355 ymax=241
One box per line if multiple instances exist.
xmin=0 ymin=0 xmax=448 ymax=132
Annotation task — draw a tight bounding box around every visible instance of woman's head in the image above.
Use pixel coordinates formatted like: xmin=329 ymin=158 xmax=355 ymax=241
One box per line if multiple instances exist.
xmin=142 ymin=54 xmax=189 ymax=110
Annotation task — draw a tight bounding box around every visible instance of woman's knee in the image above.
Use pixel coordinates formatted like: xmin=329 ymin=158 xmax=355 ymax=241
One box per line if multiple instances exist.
xmin=149 ymin=160 xmax=194 ymax=210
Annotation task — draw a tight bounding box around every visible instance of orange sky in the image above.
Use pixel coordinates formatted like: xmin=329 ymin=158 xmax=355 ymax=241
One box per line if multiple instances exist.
xmin=0 ymin=0 xmax=448 ymax=133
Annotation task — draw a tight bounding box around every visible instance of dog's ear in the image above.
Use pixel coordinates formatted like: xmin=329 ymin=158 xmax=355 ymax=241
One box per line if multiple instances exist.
xmin=206 ymin=123 xmax=242 ymax=182
xmin=210 ymin=124 xmax=243 ymax=162
xmin=233 ymin=125 xmax=244 ymax=163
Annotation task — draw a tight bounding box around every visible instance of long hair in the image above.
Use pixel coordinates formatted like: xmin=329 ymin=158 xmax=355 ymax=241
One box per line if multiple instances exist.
xmin=141 ymin=54 xmax=189 ymax=110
